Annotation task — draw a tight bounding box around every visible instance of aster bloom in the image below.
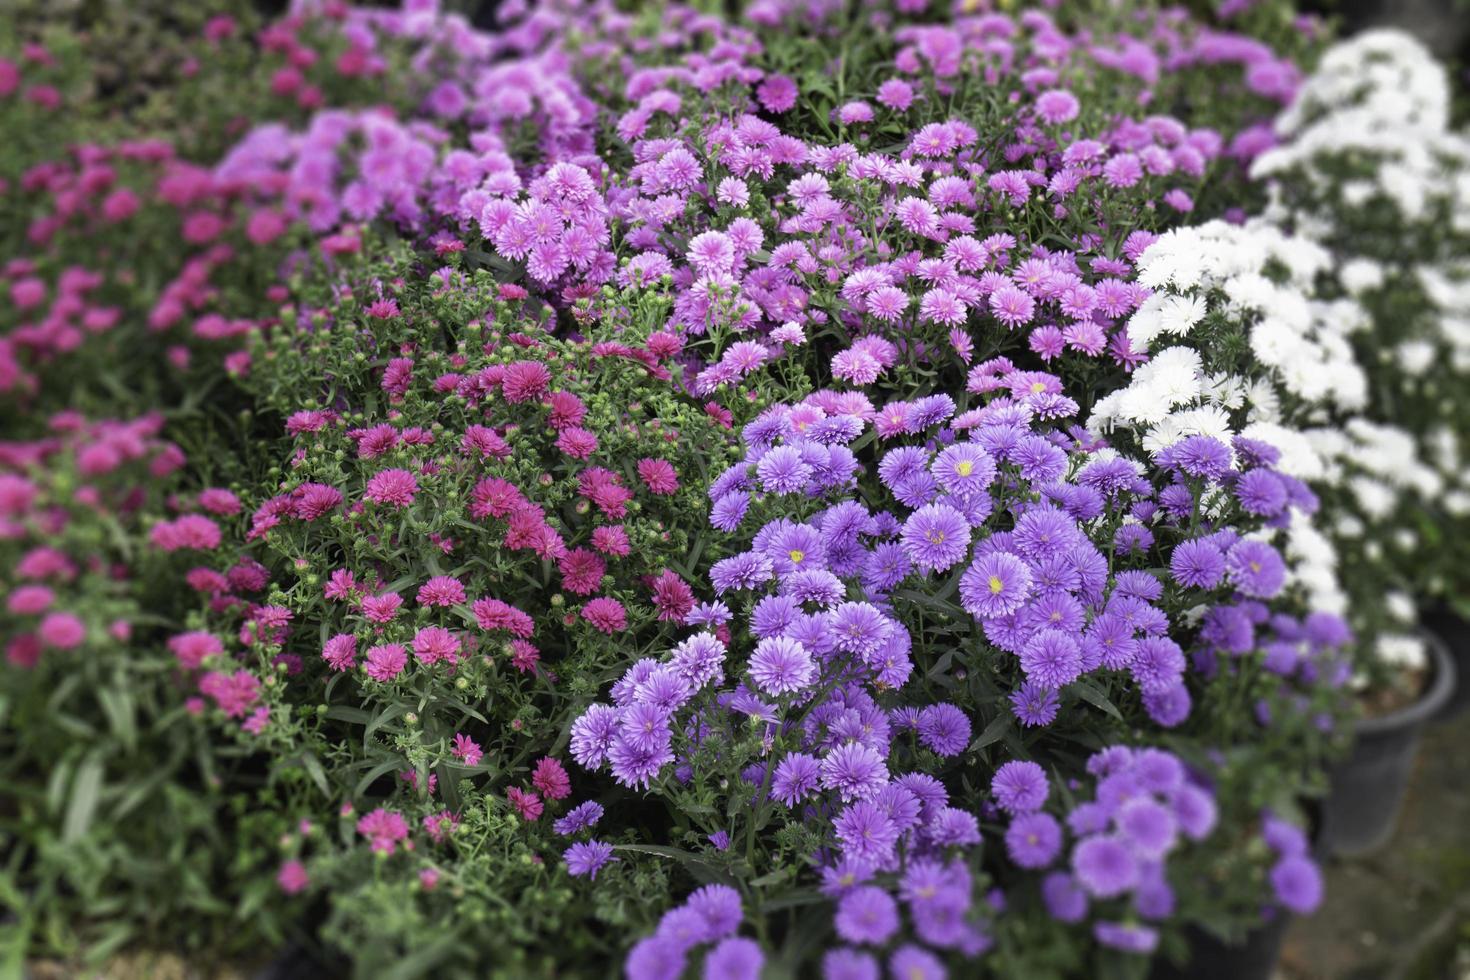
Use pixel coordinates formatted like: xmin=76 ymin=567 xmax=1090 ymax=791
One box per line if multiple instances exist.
xmin=564 ymin=840 xmax=615 ymax=879
xmin=1072 ymin=835 xmax=1139 ymax=898
xmin=1006 ymin=812 xmax=1063 ymax=868
xmin=1226 ymin=539 xmax=1287 ymax=598
xmin=834 ymin=886 xmax=900 ymax=945
xmin=916 ymin=704 xmax=970 ymax=757
xmin=364 ymin=468 xmax=418 ymax=507
xmin=1169 ymin=538 xmax=1226 ymax=589
xmin=992 ymin=761 xmax=1049 ymax=815
xmin=960 ymin=552 xmax=1032 ymax=619
xmin=900 ymin=503 xmax=971 ymax=574
xmin=749 ymin=636 xmax=816 ymax=696
xmin=554 ymin=801 xmax=604 ymax=836
xmin=1270 ymin=855 xmax=1324 ymax=913
xmin=356 ymin=808 xmax=409 ymax=855
xmin=364 ymin=643 xmax=407 ymax=681
xmin=821 ymin=743 xmax=889 ymax=802
xmin=772 ymin=752 xmax=823 ymax=807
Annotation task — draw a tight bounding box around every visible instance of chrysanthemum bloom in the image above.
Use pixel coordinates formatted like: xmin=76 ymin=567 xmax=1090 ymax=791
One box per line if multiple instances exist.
xmin=651 ymin=570 xmax=695 ymax=623
xmin=501 ymin=361 xmax=551 ymax=403
xmin=1095 ymin=921 xmax=1160 ymax=954
xmin=559 ymin=548 xmax=607 ymax=595
xmin=900 ymin=503 xmax=970 ymax=574
xmin=1011 ymin=681 xmax=1061 ymax=727
xmin=416 ymin=576 xmax=465 ymax=607
xmin=756 ymin=446 xmax=812 ymax=494
xmin=992 ymin=760 xmax=1049 ymax=814
xmin=1020 ymin=629 xmax=1084 ymax=688
xmin=364 ymin=643 xmax=407 ymax=681
xmin=772 ymin=752 xmax=822 ymax=807
xmin=169 ymin=630 xmax=222 ymax=669
xmin=364 ymin=468 xmax=418 ymax=507
xmin=688 ymin=231 xmax=736 ymax=275
xmin=350 ymin=806 xmax=409 ymax=856
xmin=756 ymin=73 xmax=798 ymax=112
xmin=876 ymin=77 xmax=915 ymax=110
xmin=553 ymin=801 xmax=603 ymax=836
xmin=990 ymin=284 xmax=1036 ymax=327
xmin=834 ymin=886 xmax=899 ymax=945
xmin=931 ymin=443 xmax=995 ymax=496
xmin=890 ymin=946 xmax=945 ymax=980
xmin=637 ymin=457 xmax=679 ymax=494
xmin=591 ymin=525 xmax=631 ymax=556
xmin=582 ymin=597 xmax=627 ymax=633
xmin=704 ymin=937 xmax=763 ymax=980
xmin=451 ymin=733 xmax=483 ymax=766
xmin=1007 ymin=812 xmax=1063 ymax=868
xmin=564 ymin=840 xmax=615 ymax=879
xmin=1072 ymin=834 xmax=1139 ymax=897
xmin=1117 ymin=797 xmax=1179 ymax=860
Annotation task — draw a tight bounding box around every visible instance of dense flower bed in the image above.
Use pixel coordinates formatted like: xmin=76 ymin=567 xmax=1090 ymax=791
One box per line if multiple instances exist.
xmin=2 ymin=0 xmax=1466 ymax=977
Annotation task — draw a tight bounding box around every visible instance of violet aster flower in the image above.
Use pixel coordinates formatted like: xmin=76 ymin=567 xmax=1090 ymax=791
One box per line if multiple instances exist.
xmin=900 ymin=502 xmax=971 ymax=573
xmin=756 ymin=445 xmax=813 ymax=494
xmin=1020 ymin=629 xmax=1084 ymax=688
xmin=687 ymin=884 xmax=744 ymax=940
xmin=704 ymin=937 xmax=763 ymax=980
xmin=1072 ymin=834 xmax=1139 ymax=897
xmin=749 ymin=636 xmax=816 ymax=696
xmin=960 ymin=551 xmax=1033 ymax=619
xmin=1169 ymin=434 xmax=1233 ymax=480
xmin=821 ymin=743 xmax=889 ymax=802
xmin=834 ymin=886 xmax=900 ymax=945
xmin=1117 ymin=798 xmax=1179 ymax=860
xmin=553 ymin=800 xmax=604 ymax=836
xmin=931 ymin=442 xmax=996 ymax=496
xmin=1270 ymin=855 xmax=1323 ymax=913
xmin=834 ymin=800 xmax=901 ymax=865
xmin=1006 ymin=812 xmax=1063 ymax=868
xmin=564 ymin=840 xmax=615 ymax=879
xmin=772 ymin=752 xmax=823 ymax=807
xmin=1011 ymin=681 xmax=1061 ymax=727
xmin=992 ymin=760 xmax=1049 ymax=814
xmin=1036 ymin=88 xmax=1080 ymax=124
xmin=889 ymin=945 xmax=945 ymax=980
xmin=1227 ymin=539 xmax=1287 ymax=598
xmin=1094 ymin=921 xmax=1159 ymax=954
xmin=916 ymin=703 xmax=971 ymax=757
xmin=1170 ymin=538 xmax=1226 ymax=589
xmin=1041 ymin=871 xmax=1088 ymax=922
xmin=822 ymin=948 xmax=879 ymax=980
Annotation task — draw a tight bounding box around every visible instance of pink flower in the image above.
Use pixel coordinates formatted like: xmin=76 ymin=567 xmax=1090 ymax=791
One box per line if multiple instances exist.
xmin=651 ymin=569 xmax=695 ymax=623
xmin=559 ymin=548 xmax=607 ymax=595
xmin=1036 ymin=89 xmax=1080 ymax=124
xmin=877 ymin=78 xmax=915 ymax=111
xmin=501 ymin=361 xmax=551 ymax=403
xmin=556 ymin=427 xmax=598 ymax=459
xmin=199 ymin=669 xmax=260 ymax=718
xmin=423 ymin=809 xmax=460 ymax=843
xmin=417 ymin=576 xmax=466 ymax=607
xmin=413 ymin=626 xmax=460 ymax=666
xmin=364 ymin=643 xmax=408 ymax=681
xmin=38 ymin=611 xmax=85 ymax=649
xmin=637 ymin=458 xmax=679 ymax=495
xmin=756 ymin=74 xmax=798 ymax=113
xmin=356 ymin=807 xmax=410 ymax=855
xmin=322 ymin=633 xmax=357 ymax=671
xmin=6 ymin=584 xmax=54 ymax=614
xmin=197 ymin=488 xmax=241 ymax=515
xmin=591 ymin=526 xmax=631 ymax=556
xmin=581 ymin=597 xmax=627 ymax=634
xmin=277 ymin=860 xmax=310 ymax=895
xmin=364 ymin=468 xmax=418 ymax=507
xmin=169 ymin=630 xmax=222 ymax=669
xmin=150 ymin=514 xmax=222 ymax=551
xmin=452 ymin=733 xmax=484 ymax=766
xmin=361 ymin=593 xmax=403 ymax=623
xmin=532 ymin=757 xmax=572 ymax=800
xmin=507 ymin=786 xmax=543 ymax=821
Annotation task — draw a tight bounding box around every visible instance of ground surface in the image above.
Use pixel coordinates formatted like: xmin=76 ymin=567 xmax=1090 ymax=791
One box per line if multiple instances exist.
xmin=1282 ymin=709 xmax=1470 ymax=980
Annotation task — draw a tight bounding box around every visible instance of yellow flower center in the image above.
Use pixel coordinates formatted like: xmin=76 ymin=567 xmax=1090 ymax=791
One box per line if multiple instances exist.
xmin=789 ymin=549 xmax=805 ymax=564
xmin=927 ymin=530 xmax=945 ymax=544
xmin=955 ymin=460 xmax=974 ymax=477
xmin=1031 ymin=381 xmax=1046 ymax=393
xmin=989 ymin=575 xmax=1004 ymax=594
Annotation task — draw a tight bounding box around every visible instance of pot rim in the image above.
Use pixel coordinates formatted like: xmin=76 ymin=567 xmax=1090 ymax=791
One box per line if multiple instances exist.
xmin=1354 ymin=628 xmax=1457 ymax=735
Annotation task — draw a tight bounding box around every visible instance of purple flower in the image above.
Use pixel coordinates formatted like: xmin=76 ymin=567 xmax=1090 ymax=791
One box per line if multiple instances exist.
xmin=1170 ymin=538 xmax=1226 ymax=589
xmin=772 ymin=752 xmax=822 ymax=807
xmin=1094 ymin=921 xmax=1159 ymax=954
xmin=821 ymin=743 xmax=889 ymax=802
xmin=960 ymin=551 xmax=1032 ymax=619
xmin=1035 ymin=89 xmax=1080 ymax=124
xmin=1072 ymin=835 xmax=1139 ymax=898
xmin=1270 ymin=855 xmax=1324 ymax=914
xmin=1168 ymin=435 xmax=1233 ymax=480
xmin=749 ymin=636 xmax=815 ymax=696
xmin=822 ymin=948 xmax=879 ymax=980
xmin=916 ymin=704 xmax=971 ymax=757
xmin=1041 ymin=871 xmax=1088 ymax=923
xmin=1117 ymin=798 xmax=1178 ymax=859
xmin=687 ymin=884 xmax=744 ymax=939
xmin=1227 ymin=539 xmax=1286 ymax=598
xmin=900 ymin=503 xmax=971 ymax=574
xmin=834 ymin=886 xmax=899 ymax=945
xmin=1235 ymin=469 xmax=1288 ymax=516
xmin=756 ymin=446 xmax=813 ymax=494
xmin=1006 ymin=812 xmax=1063 ymax=868
xmin=834 ymin=800 xmax=900 ymax=865
xmin=1262 ymin=814 xmax=1309 ymax=857
xmin=1011 ymin=681 xmax=1060 ymax=727
xmin=992 ymin=760 xmax=1049 ymax=814
xmin=1020 ymin=629 xmax=1084 ymax=688
xmin=889 ymin=945 xmax=945 ymax=980
xmin=564 ymin=840 xmax=615 ymax=879
xmin=553 ymin=800 xmax=604 ymax=836
xmin=704 ymin=937 xmax=763 ymax=980
xmin=932 ymin=443 xmax=996 ymax=497
xmin=831 ymin=602 xmax=893 ymax=662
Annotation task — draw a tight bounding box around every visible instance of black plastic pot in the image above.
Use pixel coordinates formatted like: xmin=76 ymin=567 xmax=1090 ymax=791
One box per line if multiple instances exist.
xmin=1418 ymin=606 xmax=1470 ymax=722
xmin=1148 ymin=914 xmax=1291 ymax=980
xmin=1320 ymin=633 xmax=1456 ymax=859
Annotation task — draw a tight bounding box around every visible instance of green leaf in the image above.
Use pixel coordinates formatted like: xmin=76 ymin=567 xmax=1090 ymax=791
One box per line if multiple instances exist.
xmin=63 ymin=753 xmax=105 ymax=844
xmin=1069 ymin=680 xmax=1124 ymax=721
xmin=970 ymin=712 xmax=1012 ymax=752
